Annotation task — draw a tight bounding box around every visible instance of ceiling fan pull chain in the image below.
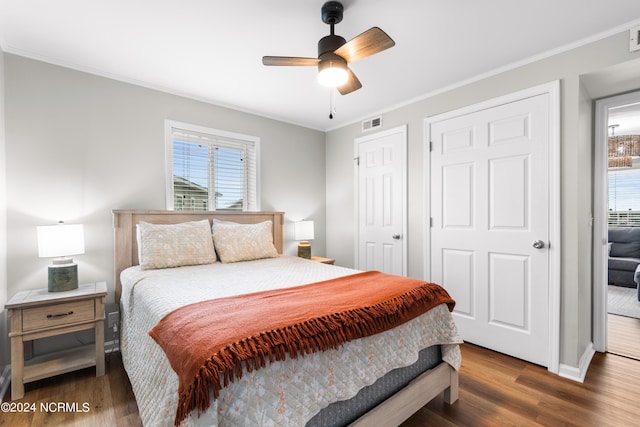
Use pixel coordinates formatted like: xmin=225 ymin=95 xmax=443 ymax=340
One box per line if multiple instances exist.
xmin=329 ymin=89 xmax=336 ymax=119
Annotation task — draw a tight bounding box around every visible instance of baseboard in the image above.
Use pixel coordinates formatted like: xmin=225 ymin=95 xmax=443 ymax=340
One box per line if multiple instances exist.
xmin=104 ymin=339 xmax=120 ymax=354
xmin=0 ymin=364 xmax=11 ymax=401
xmin=558 ymin=342 xmax=595 ymax=383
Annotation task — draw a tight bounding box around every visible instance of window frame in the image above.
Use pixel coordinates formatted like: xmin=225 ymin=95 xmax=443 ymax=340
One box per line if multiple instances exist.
xmin=164 ymin=120 xmax=261 ymax=211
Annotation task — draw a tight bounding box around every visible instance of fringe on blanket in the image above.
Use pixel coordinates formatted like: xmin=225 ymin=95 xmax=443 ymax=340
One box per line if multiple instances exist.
xmin=174 ymin=284 xmax=454 ymax=426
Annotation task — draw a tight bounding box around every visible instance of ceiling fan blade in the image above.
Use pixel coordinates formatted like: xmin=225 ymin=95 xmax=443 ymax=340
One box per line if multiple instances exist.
xmin=262 ymin=56 xmax=319 ymax=66
xmin=337 ymin=68 xmax=362 ymax=95
xmin=334 ymin=27 xmax=395 ymax=63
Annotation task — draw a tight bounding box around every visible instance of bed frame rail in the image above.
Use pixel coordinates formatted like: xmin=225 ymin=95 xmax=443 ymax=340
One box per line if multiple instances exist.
xmin=352 ymin=363 xmax=458 ymax=426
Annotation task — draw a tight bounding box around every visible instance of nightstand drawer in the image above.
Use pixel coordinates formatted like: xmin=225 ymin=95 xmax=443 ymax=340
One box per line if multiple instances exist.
xmin=22 ymin=300 xmax=95 ymax=331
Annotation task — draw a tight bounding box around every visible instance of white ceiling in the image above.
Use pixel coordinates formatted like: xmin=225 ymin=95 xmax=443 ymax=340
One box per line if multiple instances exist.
xmin=2 ymin=0 xmax=640 ymax=131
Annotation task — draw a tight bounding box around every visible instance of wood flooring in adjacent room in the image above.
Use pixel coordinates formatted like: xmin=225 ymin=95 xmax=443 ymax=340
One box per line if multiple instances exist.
xmin=607 ymin=313 xmax=640 ymax=360
xmin=2 ymin=343 xmax=640 ymax=427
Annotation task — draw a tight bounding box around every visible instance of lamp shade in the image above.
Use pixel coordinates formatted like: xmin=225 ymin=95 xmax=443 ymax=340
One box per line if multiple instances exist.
xmin=317 ymin=58 xmax=348 ymax=87
xmin=37 ymin=223 xmax=85 ymax=258
xmin=294 ymin=220 xmax=315 ymax=241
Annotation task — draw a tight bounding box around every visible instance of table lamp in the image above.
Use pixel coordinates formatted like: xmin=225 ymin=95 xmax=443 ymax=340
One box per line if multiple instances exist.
xmin=37 ymin=222 xmax=85 ymax=292
xmin=294 ymin=220 xmax=314 ymax=259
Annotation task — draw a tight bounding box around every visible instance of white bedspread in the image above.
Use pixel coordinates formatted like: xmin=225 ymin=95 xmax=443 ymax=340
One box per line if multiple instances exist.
xmin=120 ymin=256 xmax=461 ymax=427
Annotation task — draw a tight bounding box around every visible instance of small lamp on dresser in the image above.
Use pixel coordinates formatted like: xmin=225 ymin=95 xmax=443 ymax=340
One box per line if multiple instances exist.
xmin=37 ymin=222 xmax=85 ymax=292
xmin=294 ymin=220 xmax=314 ymax=259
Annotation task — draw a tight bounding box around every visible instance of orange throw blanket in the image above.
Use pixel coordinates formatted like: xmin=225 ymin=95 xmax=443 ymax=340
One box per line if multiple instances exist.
xmin=149 ymin=271 xmax=455 ymax=425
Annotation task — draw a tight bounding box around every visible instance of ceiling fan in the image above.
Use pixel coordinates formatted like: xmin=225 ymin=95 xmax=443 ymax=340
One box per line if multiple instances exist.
xmin=262 ymin=1 xmax=395 ymax=96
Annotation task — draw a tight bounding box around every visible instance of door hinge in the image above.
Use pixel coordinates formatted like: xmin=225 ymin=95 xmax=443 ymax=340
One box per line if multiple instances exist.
xmin=430 ymin=217 xmax=433 ymax=227
xmin=354 ymin=156 xmax=360 ymax=166
xmin=429 ymin=141 xmax=433 ymax=152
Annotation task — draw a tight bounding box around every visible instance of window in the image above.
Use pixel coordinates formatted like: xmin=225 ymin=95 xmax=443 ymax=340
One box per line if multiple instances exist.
xmin=608 ymin=167 xmax=640 ymax=226
xmin=607 ymin=132 xmax=640 ymax=226
xmin=165 ymin=120 xmax=260 ymax=211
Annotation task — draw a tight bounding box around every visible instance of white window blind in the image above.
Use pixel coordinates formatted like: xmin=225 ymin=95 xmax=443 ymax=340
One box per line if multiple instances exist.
xmin=165 ymin=121 xmax=259 ymax=211
xmin=608 ymin=168 xmax=640 ymax=226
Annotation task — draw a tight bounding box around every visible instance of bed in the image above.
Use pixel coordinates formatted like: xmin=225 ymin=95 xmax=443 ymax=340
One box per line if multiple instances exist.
xmin=113 ymin=209 xmax=461 ymax=426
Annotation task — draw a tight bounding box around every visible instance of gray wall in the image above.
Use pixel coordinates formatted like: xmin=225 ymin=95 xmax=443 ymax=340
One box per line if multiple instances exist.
xmin=2 ymin=28 xmax=640 ymax=375
xmin=2 ymin=54 xmax=327 ymax=355
xmin=0 ymin=46 xmax=7 ymax=369
xmin=326 ymin=30 xmax=640 ymax=370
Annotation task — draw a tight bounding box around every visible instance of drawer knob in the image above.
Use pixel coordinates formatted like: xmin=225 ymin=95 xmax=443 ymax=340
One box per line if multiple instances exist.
xmin=47 ymin=311 xmax=74 ymax=320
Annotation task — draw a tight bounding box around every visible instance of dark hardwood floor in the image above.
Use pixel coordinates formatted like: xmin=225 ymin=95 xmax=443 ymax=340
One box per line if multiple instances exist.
xmin=403 ymin=343 xmax=640 ymax=427
xmin=2 ymin=338 xmax=640 ymax=426
xmin=0 ymin=351 xmax=141 ymax=427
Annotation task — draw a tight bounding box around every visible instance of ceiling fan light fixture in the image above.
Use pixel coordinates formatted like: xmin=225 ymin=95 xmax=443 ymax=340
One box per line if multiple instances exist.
xmin=262 ymin=1 xmax=395 ymax=96
xmin=317 ymin=59 xmax=348 ymax=87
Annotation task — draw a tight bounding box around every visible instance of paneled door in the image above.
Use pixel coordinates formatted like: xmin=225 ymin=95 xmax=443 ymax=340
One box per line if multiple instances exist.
xmin=355 ymin=126 xmax=407 ymax=276
xmin=429 ymin=93 xmax=551 ymax=366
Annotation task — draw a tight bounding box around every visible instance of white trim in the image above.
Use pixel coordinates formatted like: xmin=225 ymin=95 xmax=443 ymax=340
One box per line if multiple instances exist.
xmin=422 ymin=120 xmax=432 ymax=282
xmin=547 ymin=80 xmax=562 ymax=375
xmin=327 ymin=19 xmax=640 ymax=132
xmin=104 ymin=339 xmax=120 ymax=354
xmin=4 ymin=17 xmax=639 ymax=133
xmin=2 ymin=45 xmax=327 ymax=132
xmin=164 ymin=120 xmax=175 ymax=209
xmin=353 ymin=134 xmax=358 ymax=270
xmin=593 ymin=90 xmax=640 ymax=353
xmin=558 ymin=342 xmax=595 ymax=383
xmin=423 ymin=81 xmax=561 ymax=374
xmin=353 ymin=125 xmax=408 ymax=276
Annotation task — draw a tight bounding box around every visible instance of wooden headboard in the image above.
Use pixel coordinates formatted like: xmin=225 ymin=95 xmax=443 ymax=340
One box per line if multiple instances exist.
xmin=112 ymin=209 xmax=285 ymax=303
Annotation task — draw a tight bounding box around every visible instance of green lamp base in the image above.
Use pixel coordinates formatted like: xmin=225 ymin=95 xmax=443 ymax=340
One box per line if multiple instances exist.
xmin=48 ymin=263 xmax=78 ymax=292
xmin=298 ymin=241 xmax=311 ymax=259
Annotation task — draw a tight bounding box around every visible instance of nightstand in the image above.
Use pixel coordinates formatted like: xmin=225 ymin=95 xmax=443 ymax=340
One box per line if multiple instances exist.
xmin=5 ymin=282 xmax=107 ymax=400
xmin=311 ymin=256 xmax=335 ymax=265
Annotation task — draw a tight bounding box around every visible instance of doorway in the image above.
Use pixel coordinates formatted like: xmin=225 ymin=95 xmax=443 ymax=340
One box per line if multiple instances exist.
xmin=353 ymin=125 xmax=407 ymax=276
xmin=594 ymin=90 xmax=640 ymax=360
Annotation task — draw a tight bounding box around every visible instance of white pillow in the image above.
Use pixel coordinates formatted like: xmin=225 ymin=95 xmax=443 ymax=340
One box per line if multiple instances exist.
xmin=138 ymin=220 xmax=216 ymax=270
xmin=212 ymin=220 xmax=279 ymax=263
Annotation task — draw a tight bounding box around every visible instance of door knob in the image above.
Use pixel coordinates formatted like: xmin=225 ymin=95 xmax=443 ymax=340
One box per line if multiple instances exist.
xmin=532 ymin=240 xmax=545 ymax=249
xmin=392 ymin=233 xmax=401 ymax=240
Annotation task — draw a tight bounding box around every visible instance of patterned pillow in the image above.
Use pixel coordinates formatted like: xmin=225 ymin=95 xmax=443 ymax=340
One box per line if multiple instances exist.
xmin=212 ymin=220 xmax=279 ymax=263
xmin=138 ymin=220 xmax=217 ymax=270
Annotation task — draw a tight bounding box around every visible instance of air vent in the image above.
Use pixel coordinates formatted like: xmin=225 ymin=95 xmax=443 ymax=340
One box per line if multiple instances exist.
xmin=630 ymin=26 xmax=640 ymax=52
xmin=362 ymin=115 xmax=382 ymax=132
